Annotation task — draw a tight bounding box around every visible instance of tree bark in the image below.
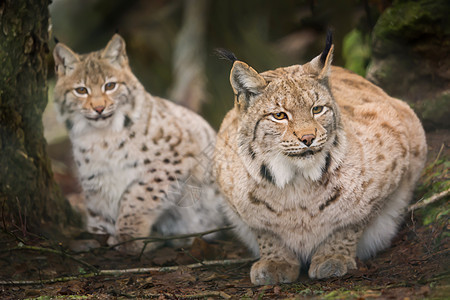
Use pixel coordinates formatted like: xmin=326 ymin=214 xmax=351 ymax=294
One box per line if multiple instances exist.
xmin=0 ymin=0 xmax=79 ymax=233
xmin=170 ymin=0 xmax=208 ymax=112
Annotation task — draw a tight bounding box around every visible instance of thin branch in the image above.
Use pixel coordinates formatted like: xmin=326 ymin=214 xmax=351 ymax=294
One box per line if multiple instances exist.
xmin=144 ymin=291 xmax=232 ymax=299
xmin=0 ymin=258 xmax=255 ymax=285
xmin=408 ymin=187 xmax=450 ymax=212
xmin=2 ymin=243 xmax=99 ymax=273
xmin=14 ymin=197 xmax=27 ymax=238
xmin=418 ymin=270 xmax=450 ymax=284
xmin=180 ymin=247 xmax=205 ymax=266
xmin=0 ymin=273 xmax=97 ymax=285
xmin=0 ymin=197 xmax=25 ymax=244
xmin=0 ymin=226 xmax=241 ymax=285
xmin=432 ymin=143 xmax=444 ymax=167
xmin=138 ymin=240 xmax=150 ymax=261
xmin=99 ymin=258 xmax=254 ymax=275
xmin=109 ymin=225 xmax=234 ymax=249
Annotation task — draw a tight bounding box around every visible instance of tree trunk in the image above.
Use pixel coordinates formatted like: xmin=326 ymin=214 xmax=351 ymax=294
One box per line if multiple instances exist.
xmin=0 ymin=0 xmax=79 ymax=234
xmin=170 ymin=0 xmax=208 ymax=112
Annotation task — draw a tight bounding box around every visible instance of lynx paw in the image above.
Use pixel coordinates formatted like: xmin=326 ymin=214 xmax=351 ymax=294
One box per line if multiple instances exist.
xmin=250 ymin=259 xmax=300 ymax=285
xmin=308 ymin=254 xmax=357 ymax=279
xmin=115 ymin=234 xmax=161 ymax=255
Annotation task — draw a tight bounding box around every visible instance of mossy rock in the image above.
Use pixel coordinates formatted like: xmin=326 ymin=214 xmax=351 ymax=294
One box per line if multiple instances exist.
xmin=366 ymin=0 xmax=450 ymax=130
xmin=372 ymin=0 xmax=450 ymax=48
xmin=418 ymin=92 xmax=450 ymax=129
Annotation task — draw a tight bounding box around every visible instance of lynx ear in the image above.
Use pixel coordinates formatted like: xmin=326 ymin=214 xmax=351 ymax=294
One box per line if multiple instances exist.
xmin=101 ymin=34 xmax=128 ymax=67
xmin=304 ymin=31 xmax=334 ymax=80
xmin=230 ymin=61 xmax=267 ymax=107
xmin=53 ymin=43 xmax=80 ymax=76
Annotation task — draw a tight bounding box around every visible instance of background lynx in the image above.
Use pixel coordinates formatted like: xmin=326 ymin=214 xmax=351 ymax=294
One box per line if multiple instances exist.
xmin=53 ymin=34 xmax=226 ymax=254
xmin=214 ymin=33 xmax=427 ymax=285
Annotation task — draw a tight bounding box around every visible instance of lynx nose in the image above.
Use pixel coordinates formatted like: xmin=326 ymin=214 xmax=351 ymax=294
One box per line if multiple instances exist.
xmin=300 ymin=134 xmax=315 ymax=147
xmin=93 ymin=106 xmax=105 ymax=114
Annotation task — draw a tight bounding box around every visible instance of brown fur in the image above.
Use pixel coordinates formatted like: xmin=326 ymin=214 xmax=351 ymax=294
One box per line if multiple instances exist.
xmin=214 ymin=43 xmax=427 ymax=285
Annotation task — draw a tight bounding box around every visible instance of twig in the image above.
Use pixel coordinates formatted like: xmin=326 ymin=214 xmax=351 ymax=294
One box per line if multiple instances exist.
xmin=418 ymin=270 xmax=450 ymax=284
xmin=99 ymin=258 xmax=255 ymax=275
xmin=0 ymin=197 xmax=26 ymax=244
xmin=0 ymin=258 xmax=255 ymax=285
xmin=370 ymin=282 xmax=409 ymax=290
xmin=432 ymin=143 xmax=444 ymax=167
xmin=2 ymin=243 xmax=98 ymax=273
xmin=14 ymin=197 xmax=27 ymax=238
xmin=369 ymin=271 xmax=450 ymax=291
xmin=138 ymin=240 xmax=149 ymax=261
xmin=0 ymin=273 xmax=97 ymax=285
xmin=180 ymin=247 xmax=205 ymax=266
xmin=408 ymin=188 xmax=450 ymax=212
xmin=109 ymin=225 xmax=234 ymax=249
xmin=147 ymin=291 xmax=232 ymax=299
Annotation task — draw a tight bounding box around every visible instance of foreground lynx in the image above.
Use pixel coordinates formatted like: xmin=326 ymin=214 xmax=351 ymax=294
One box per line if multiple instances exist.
xmin=214 ymin=33 xmax=427 ymax=285
xmin=53 ymin=34 xmax=226 ymax=254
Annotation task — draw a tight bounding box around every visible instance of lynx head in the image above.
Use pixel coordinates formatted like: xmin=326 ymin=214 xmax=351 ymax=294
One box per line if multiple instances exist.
xmin=222 ymin=32 xmax=343 ymax=187
xmin=53 ymin=34 xmax=142 ymax=134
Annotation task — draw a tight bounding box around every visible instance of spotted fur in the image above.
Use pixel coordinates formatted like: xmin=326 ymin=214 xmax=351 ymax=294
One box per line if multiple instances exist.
xmin=53 ymin=34 xmax=226 ymax=254
xmin=214 ymin=36 xmax=427 ymax=285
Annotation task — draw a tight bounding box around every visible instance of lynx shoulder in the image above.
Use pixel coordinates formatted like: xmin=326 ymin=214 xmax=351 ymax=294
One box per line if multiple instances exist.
xmin=213 ymin=33 xmax=427 ymax=285
xmin=53 ymin=34 xmax=226 ymax=254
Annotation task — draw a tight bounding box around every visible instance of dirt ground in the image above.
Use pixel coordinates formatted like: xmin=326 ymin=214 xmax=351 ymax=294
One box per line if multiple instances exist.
xmin=0 ymin=129 xmax=448 ymax=299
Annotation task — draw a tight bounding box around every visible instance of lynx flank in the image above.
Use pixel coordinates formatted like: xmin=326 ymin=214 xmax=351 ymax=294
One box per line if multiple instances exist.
xmin=214 ymin=33 xmax=427 ymax=285
xmin=53 ymin=34 xmax=226 ymax=254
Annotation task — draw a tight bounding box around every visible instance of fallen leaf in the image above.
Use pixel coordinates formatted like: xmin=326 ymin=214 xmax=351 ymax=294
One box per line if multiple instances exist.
xmin=152 ymin=247 xmax=178 ymax=266
xmin=189 ymin=237 xmax=223 ymax=260
xmin=58 ymin=286 xmax=74 ymax=295
xmin=273 ymin=286 xmax=281 ymax=294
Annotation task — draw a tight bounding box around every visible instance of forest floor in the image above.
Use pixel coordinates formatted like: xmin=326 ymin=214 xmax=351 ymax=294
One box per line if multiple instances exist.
xmin=0 ymin=129 xmax=448 ymax=299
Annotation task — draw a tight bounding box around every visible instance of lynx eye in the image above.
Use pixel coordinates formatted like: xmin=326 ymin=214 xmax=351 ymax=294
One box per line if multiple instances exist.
xmin=272 ymin=112 xmax=288 ymax=120
xmin=312 ymin=106 xmax=324 ymax=114
xmin=74 ymin=87 xmax=88 ymax=95
xmin=104 ymin=82 xmax=117 ymax=91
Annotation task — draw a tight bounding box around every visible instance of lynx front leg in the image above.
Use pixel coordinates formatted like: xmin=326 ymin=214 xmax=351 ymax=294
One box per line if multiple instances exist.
xmin=250 ymin=230 xmax=300 ymax=285
xmin=114 ymin=182 xmax=166 ymax=254
xmin=309 ymin=226 xmax=362 ymax=279
xmin=81 ymin=192 xmax=116 ymax=236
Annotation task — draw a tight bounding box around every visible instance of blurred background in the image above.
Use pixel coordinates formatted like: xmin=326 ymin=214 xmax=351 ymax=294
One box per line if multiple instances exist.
xmin=43 ymin=0 xmax=449 ymax=194
xmin=44 ymin=0 xmax=380 ymax=134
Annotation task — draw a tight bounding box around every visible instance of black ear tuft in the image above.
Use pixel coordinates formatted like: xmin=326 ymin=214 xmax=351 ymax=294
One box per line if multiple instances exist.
xmin=320 ymin=30 xmax=333 ymax=65
xmin=215 ymin=48 xmax=237 ymax=63
xmin=54 ymin=37 xmax=60 ymax=44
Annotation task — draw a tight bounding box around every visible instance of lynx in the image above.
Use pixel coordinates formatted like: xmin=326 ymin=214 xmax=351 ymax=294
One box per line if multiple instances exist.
xmin=53 ymin=34 xmax=226 ymax=254
xmin=214 ymin=33 xmax=427 ymax=285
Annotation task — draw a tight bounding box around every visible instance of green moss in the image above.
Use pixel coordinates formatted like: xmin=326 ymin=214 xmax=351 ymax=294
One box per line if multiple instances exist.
xmin=374 ymin=0 xmax=449 ymax=40
xmin=371 ymin=0 xmax=450 ymax=58
xmin=422 ymin=204 xmax=450 ymax=226
xmin=342 ymin=29 xmax=371 ymax=76
xmin=415 ymin=156 xmax=450 ymax=228
xmin=420 ymin=93 xmax=450 ymax=126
